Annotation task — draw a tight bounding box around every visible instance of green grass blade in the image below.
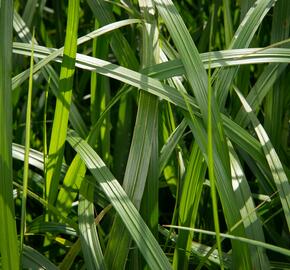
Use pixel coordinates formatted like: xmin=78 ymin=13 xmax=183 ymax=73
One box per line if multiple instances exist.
xmin=159 ymin=118 xmax=187 ymax=174
xmin=12 ymin=16 xmax=138 ymax=145
xmin=15 ymin=45 xmax=274 ymax=189
xmin=113 ymin=88 xmax=134 ymax=180
xmin=13 ymin=48 xmax=195 ymax=111
xmin=215 ymin=0 xmax=276 ymax=107
xmin=20 ymin=28 xmax=35 ymax=261
xmin=207 ymin=13 xmax=224 ymax=267
xmin=16 ymin=46 xmax=277 ymax=175
xmin=264 ymin=0 xmax=290 ymax=158
xmin=166 ymin=225 xmax=290 ymax=257
xmin=55 ymin=89 xmax=132 ymax=220
xmin=23 ymin=245 xmax=58 ymax=270
xmin=160 ymin=226 xmax=232 ymax=268
xmin=229 ymin=0 xmax=275 ymax=49
xmin=46 ymin=0 xmax=80 ymax=205
xmin=22 ymin=0 xmax=38 ymax=28
xmin=155 ymin=0 xmax=251 ymax=267
xmin=3 ymin=2 xmax=289 ymax=268
xmin=154 ymin=0 xmax=208 ymax=118
xmin=90 ymin=26 xmax=111 ymax=162
xmin=104 ymin=67 xmax=159 ymax=269
xmin=137 ymin=2 xmax=160 ymax=267
xmin=13 ymin=10 xmax=88 ymax=138
xmin=14 ymin=42 xmax=290 ymax=92
xmin=240 ymin=0 xmax=255 ymax=20
xmin=221 ymin=116 xmax=270 ymax=174
xmin=105 ymin=2 xmax=160 ymax=267
xmin=141 ymin=120 xmax=159 ymax=233
xmin=27 ymin=221 xmax=77 ymax=236
xmin=55 ymin=88 xmax=131 ymax=223
xmin=66 ymin=129 xmax=172 ymax=270
xmin=14 ymin=181 xmax=78 ymax=231
xmin=173 ymin=143 xmax=206 ymax=269
xmin=13 ymin=42 xmax=290 ymax=75
xmin=168 ymin=67 xmax=252 ymax=268
xmin=79 ymin=181 xmax=106 ymax=270
xmin=0 ymin=1 xmax=20 ymax=269
xmin=43 ymin=78 xmax=49 ymax=201
xmin=222 ymin=0 xmax=233 ymax=47
xmin=139 ymin=131 xmax=159 ymax=269
xmin=59 ymin=240 xmax=81 ymax=270
xmin=59 ymin=204 xmax=111 ymax=270
xmin=86 ymin=0 xmax=139 ymax=70
xmin=234 ymin=87 xmax=290 ymax=231
xmin=12 ymin=15 xmax=140 ymax=92
xmin=228 ymin=141 xmax=270 ymax=268
xmin=87 ymin=0 xmax=140 ymax=183
xmin=235 ymin=63 xmax=287 ymax=127
xmin=158 ymin=102 xmax=180 ymax=197
xmin=55 ymin=155 xmax=86 ymax=219
xmin=12 ymin=143 xmax=69 ymax=174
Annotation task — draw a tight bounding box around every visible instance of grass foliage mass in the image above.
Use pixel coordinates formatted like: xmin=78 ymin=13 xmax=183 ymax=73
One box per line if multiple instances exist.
xmin=0 ymin=0 xmax=290 ymax=269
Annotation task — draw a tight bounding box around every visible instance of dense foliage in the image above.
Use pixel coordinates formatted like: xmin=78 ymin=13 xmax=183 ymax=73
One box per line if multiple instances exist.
xmin=0 ymin=0 xmax=289 ymax=269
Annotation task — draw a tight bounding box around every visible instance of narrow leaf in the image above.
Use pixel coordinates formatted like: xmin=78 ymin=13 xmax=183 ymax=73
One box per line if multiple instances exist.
xmin=0 ymin=1 xmax=20 ymax=269
xmin=46 ymin=0 xmax=80 ymax=205
xmin=234 ymin=87 xmax=290 ymax=231
xmin=66 ymin=130 xmax=172 ymax=270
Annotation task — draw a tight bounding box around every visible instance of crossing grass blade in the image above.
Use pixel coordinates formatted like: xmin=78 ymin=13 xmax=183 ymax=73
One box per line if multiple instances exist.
xmin=165 ymin=225 xmax=290 ymax=257
xmin=13 ymin=181 xmax=78 ymax=230
xmin=14 ymin=44 xmax=278 ymax=187
xmin=160 ymin=226 xmax=232 ymax=268
xmin=59 ymin=240 xmax=82 ymax=270
xmin=66 ymin=129 xmax=172 ymax=270
xmin=240 ymin=0 xmax=255 ymax=19
xmin=12 ymin=143 xmax=69 ymax=174
xmin=12 ymin=13 xmax=140 ymax=95
xmin=55 ymin=155 xmax=86 ymax=218
xmin=86 ymin=0 xmax=139 ymax=70
xmin=59 ymin=204 xmax=111 ymax=269
xmin=228 ymin=141 xmax=270 ymax=268
xmin=214 ymin=0 xmax=276 ymax=107
xmin=264 ymin=0 xmax=290 ymax=159
xmin=104 ymin=1 xmax=160 ymax=260
xmin=0 ymin=1 xmax=20 ymax=269
xmin=52 ymin=19 xmax=140 ymax=220
xmin=235 ymin=63 xmax=287 ymax=127
xmin=159 ymin=119 xmax=187 ymax=174
xmin=85 ymin=0 xmax=139 ymax=182
xmin=78 ymin=181 xmax=107 ymax=269
xmin=90 ymin=23 xmax=111 ymax=162
xmin=234 ymin=87 xmax=290 ymax=231
xmin=136 ymin=2 xmax=160 ymax=268
xmin=45 ymin=0 xmax=80 ymax=205
xmin=55 ymin=82 xmax=133 ymax=223
xmin=14 ymin=43 xmax=290 ymax=78
xmin=15 ymin=45 xmax=283 ymax=178
xmin=154 ymin=0 xmax=252 ymax=267
xmin=12 ymin=10 xmax=88 ymax=138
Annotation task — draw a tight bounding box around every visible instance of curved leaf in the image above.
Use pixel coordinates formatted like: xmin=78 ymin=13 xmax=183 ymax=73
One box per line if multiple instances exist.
xmin=66 ymin=129 xmax=172 ymax=270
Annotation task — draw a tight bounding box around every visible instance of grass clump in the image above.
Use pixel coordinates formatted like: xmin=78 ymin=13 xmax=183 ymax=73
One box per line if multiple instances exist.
xmin=0 ymin=0 xmax=289 ymax=269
